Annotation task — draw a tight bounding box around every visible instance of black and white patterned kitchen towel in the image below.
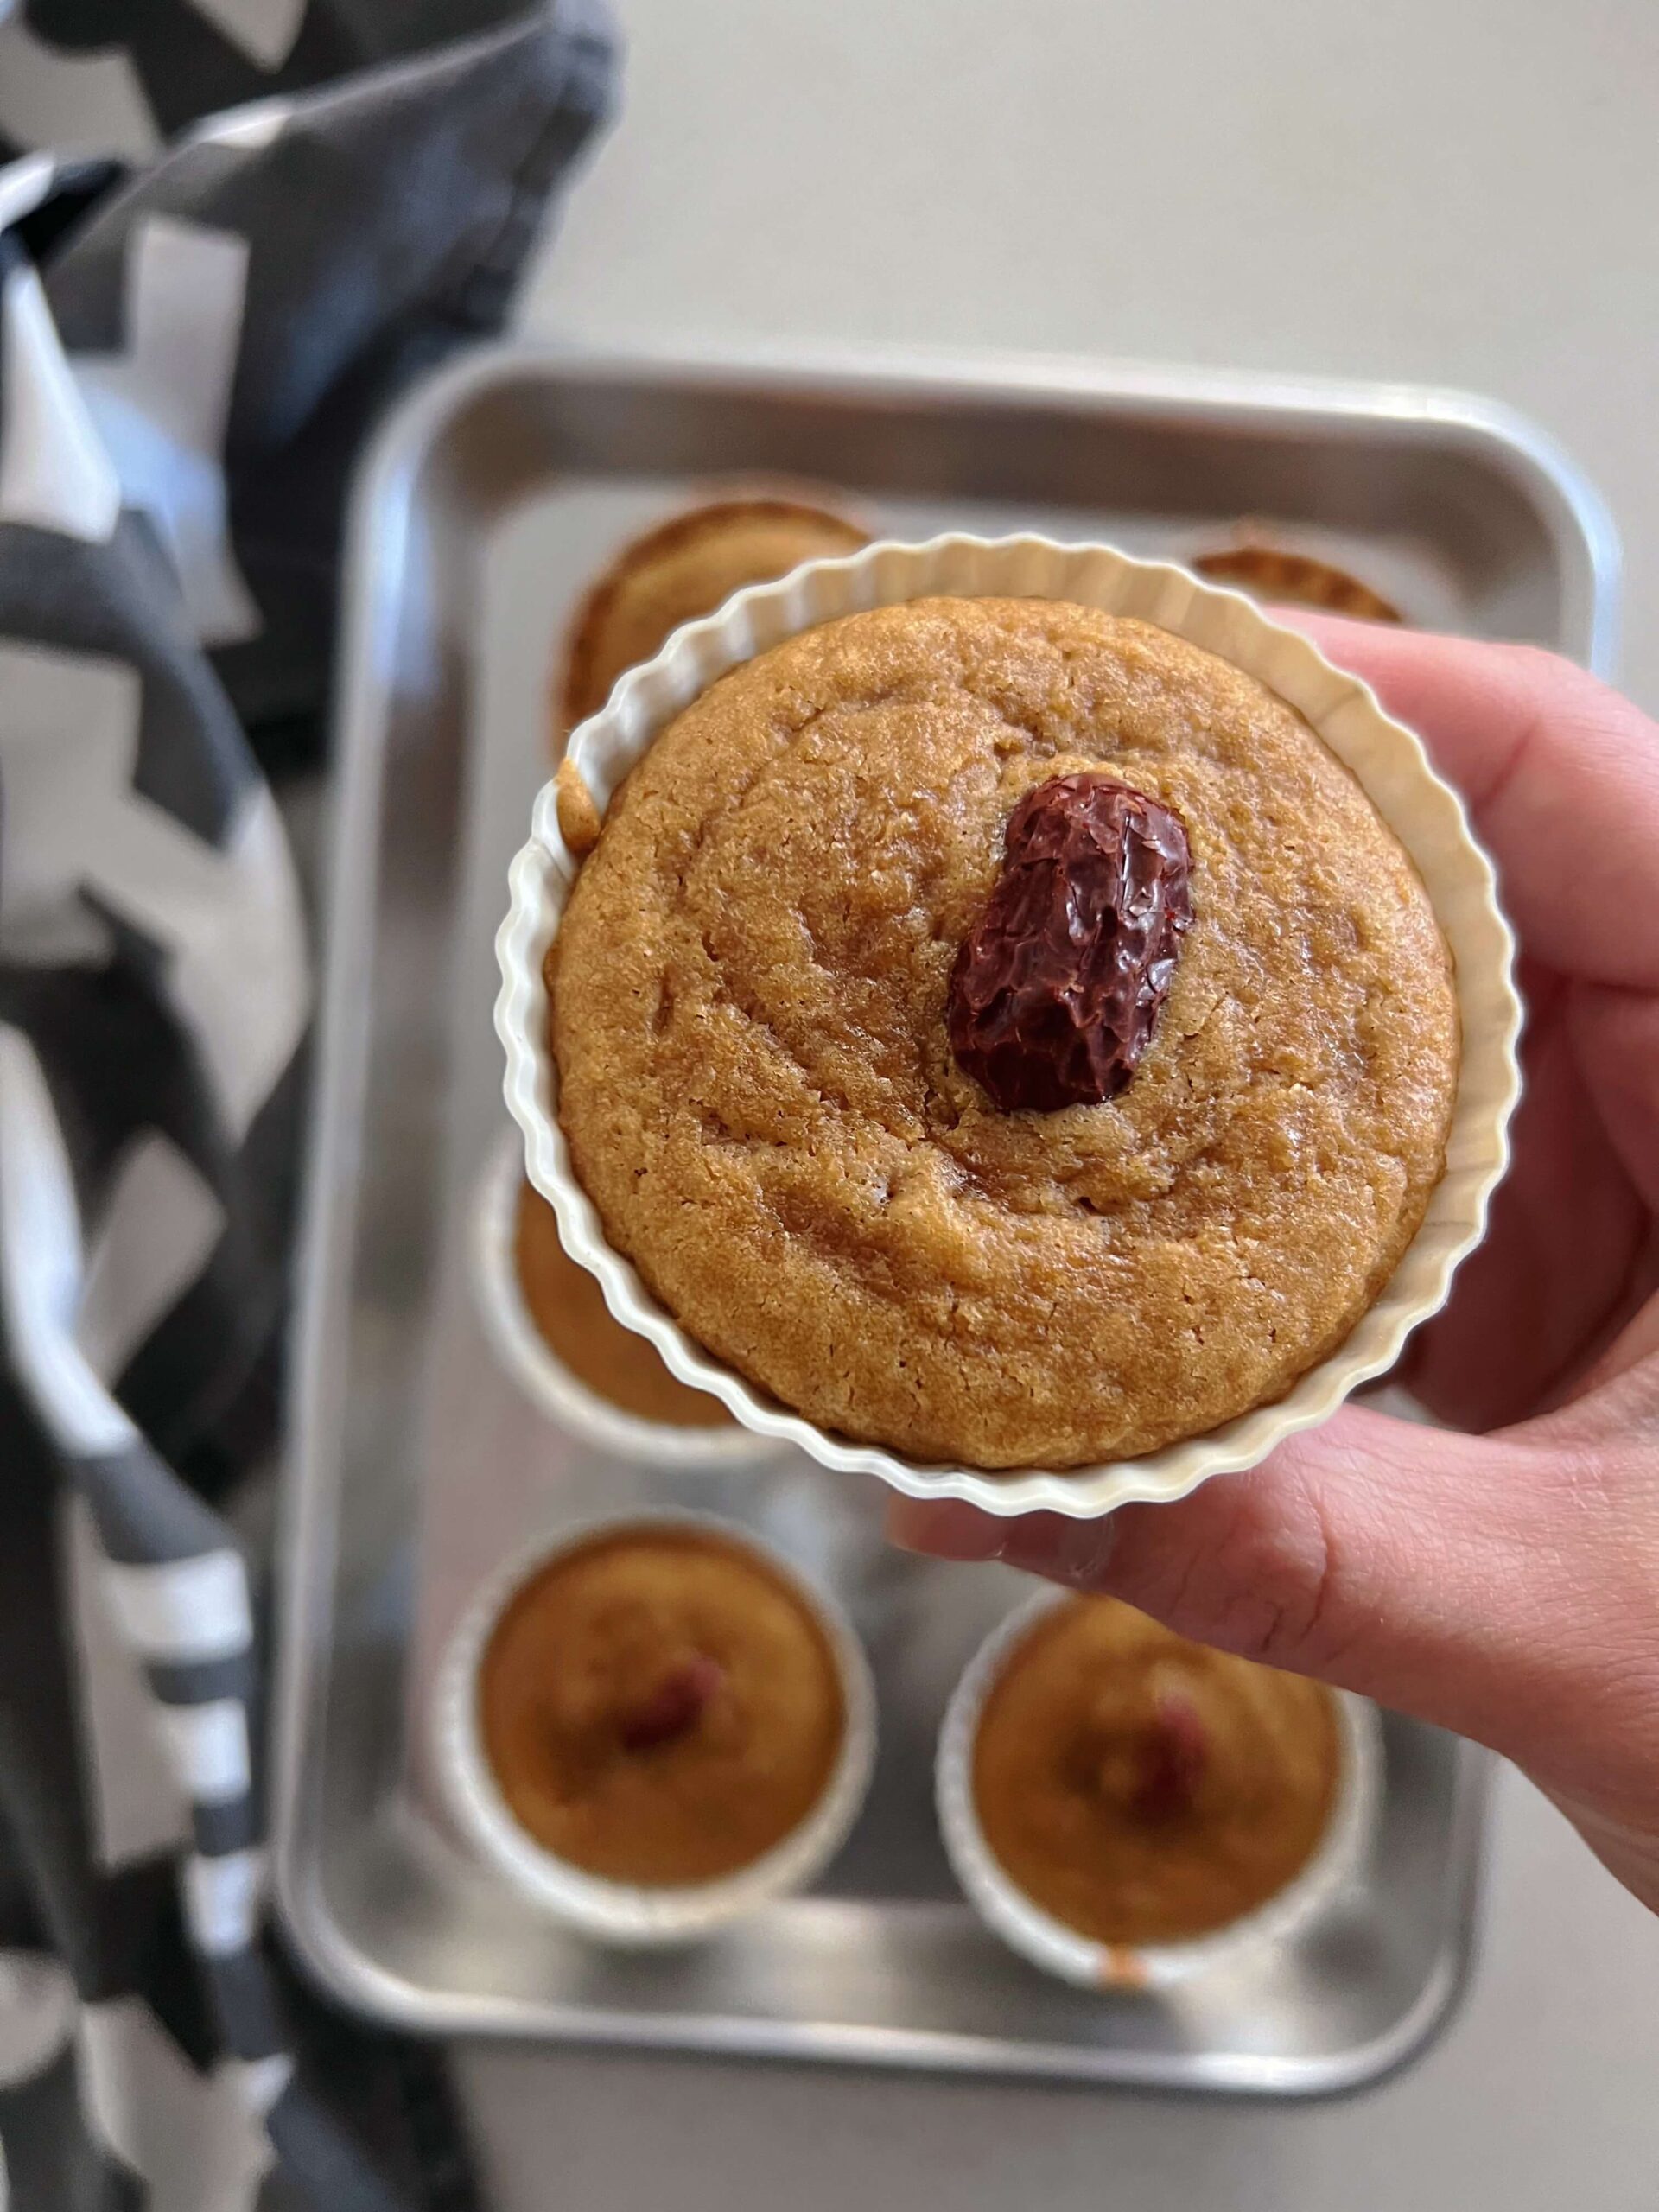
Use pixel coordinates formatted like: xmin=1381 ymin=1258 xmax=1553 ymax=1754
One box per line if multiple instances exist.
xmin=0 ymin=7 xmax=615 ymax=2206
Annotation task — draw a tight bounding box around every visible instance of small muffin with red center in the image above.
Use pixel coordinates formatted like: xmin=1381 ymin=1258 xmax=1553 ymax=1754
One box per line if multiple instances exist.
xmin=969 ymin=1596 xmax=1342 ymax=1948
xmin=440 ymin=1521 xmax=875 ymax=1942
xmin=938 ymin=1592 xmax=1378 ymax=1986
xmin=479 ymin=1524 xmax=845 ymax=1885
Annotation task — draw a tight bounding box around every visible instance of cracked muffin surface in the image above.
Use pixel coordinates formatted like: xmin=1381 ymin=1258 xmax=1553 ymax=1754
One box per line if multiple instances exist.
xmin=550 ymin=596 xmax=1459 ymax=1468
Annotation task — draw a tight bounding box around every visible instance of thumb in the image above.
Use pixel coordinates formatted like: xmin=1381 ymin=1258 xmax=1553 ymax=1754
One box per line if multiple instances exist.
xmin=887 ymin=1402 xmax=1650 ymax=1796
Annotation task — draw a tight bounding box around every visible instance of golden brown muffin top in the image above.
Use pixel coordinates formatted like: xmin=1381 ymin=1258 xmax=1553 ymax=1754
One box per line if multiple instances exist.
xmin=551 ymin=597 xmax=1459 ymax=1470
xmin=479 ymin=1528 xmax=844 ymax=1886
xmin=555 ymin=497 xmax=868 ymax=741
xmin=514 ymin=1180 xmax=732 ymax=1428
xmin=973 ymin=1597 xmax=1341 ymax=1948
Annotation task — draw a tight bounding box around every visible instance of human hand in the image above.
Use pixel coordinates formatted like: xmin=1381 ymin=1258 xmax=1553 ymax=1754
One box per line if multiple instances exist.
xmin=889 ymin=619 xmax=1659 ymax=1915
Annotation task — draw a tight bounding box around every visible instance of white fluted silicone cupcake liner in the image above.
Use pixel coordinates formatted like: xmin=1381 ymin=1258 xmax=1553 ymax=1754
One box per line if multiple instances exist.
xmin=434 ymin=1512 xmax=877 ymax=1945
xmin=472 ymin=1130 xmax=780 ymax=1471
xmin=496 ymin=533 xmax=1522 ymax=1518
xmin=936 ymin=1588 xmax=1382 ymax=1991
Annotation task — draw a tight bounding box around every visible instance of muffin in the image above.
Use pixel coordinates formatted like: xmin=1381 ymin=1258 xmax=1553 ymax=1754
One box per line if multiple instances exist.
xmin=549 ymin=594 xmax=1461 ymax=1470
xmin=438 ymin=1519 xmax=877 ymax=1939
xmin=1191 ymin=542 xmax=1402 ymax=623
xmin=938 ymin=1592 xmax=1378 ymax=1986
xmin=472 ymin=1135 xmax=773 ymax=1471
xmin=554 ymin=495 xmax=868 ymax=742
xmin=477 ymin=1524 xmax=845 ymax=1884
xmin=514 ymin=1178 xmax=730 ymax=1429
xmin=968 ymin=1597 xmax=1340 ymax=1948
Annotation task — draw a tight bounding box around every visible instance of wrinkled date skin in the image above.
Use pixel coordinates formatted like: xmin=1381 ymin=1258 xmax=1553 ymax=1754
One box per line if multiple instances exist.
xmin=947 ymin=772 xmax=1193 ymax=1113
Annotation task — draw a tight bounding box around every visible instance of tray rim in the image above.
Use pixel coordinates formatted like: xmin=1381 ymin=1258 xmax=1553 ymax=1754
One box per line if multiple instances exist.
xmin=275 ymin=336 xmax=1606 ymax=2090
xmin=276 ymin=1758 xmax=1488 ymax=2097
xmin=328 ymin=332 xmax=1623 ymax=675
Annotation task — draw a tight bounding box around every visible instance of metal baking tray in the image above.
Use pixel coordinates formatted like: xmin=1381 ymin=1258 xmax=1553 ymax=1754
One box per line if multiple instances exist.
xmin=275 ymin=341 xmax=1618 ymax=2093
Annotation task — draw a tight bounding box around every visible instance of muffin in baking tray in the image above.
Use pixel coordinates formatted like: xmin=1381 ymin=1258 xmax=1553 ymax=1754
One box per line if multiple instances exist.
xmin=470 ymin=1135 xmax=774 ymax=1470
xmin=1190 ymin=540 xmax=1402 ymax=622
xmin=553 ymin=493 xmax=868 ymax=743
xmin=474 ymin=1523 xmax=851 ymax=1886
xmin=935 ymin=1590 xmax=1379 ymax=1986
xmin=968 ymin=1596 xmax=1342 ymax=1948
xmin=514 ymin=1176 xmax=731 ymax=1429
xmin=549 ymin=594 xmax=1459 ymax=1470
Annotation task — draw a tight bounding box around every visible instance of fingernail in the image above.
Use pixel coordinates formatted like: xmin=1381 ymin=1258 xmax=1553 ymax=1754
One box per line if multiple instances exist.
xmin=884 ymin=1498 xmax=1007 ymax=1562
xmin=1002 ymin=1510 xmax=1118 ymax=1590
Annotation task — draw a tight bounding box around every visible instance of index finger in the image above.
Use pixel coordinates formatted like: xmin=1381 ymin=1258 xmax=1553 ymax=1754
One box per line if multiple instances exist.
xmin=1277 ymin=614 xmax=1659 ymax=990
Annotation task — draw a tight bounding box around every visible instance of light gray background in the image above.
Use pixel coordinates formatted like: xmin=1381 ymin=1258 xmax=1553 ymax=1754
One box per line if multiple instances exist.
xmin=467 ymin=3 xmax=1659 ymax=2202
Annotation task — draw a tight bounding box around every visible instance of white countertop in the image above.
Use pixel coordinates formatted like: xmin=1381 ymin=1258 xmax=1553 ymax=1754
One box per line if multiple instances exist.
xmin=470 ymin=3 xmax=1659 ymax=2199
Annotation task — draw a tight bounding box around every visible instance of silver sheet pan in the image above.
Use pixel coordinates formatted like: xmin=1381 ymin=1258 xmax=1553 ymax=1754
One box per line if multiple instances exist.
xmin=275 ymin=342 xmax=1618 ymax=2092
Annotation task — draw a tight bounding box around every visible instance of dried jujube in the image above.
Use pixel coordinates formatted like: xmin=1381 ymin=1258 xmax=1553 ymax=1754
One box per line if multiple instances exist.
xmin=947 ymin=772 xmax=1193 ymax=1113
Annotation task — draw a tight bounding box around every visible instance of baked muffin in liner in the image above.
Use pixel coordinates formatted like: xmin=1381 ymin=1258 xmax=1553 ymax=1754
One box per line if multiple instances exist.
xmin=552 ymin=489 xmax=869 ymax=744
xmin=496 ymin=534 xmax=1521 ymax=1516
xmin=472 ymin=1129 xmax=779 ymax=1471
xmin=435 ymin=1513 xmax=877 ymax=1944
xmin=936 ymin=1588 xmax=1382 ymax=1990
